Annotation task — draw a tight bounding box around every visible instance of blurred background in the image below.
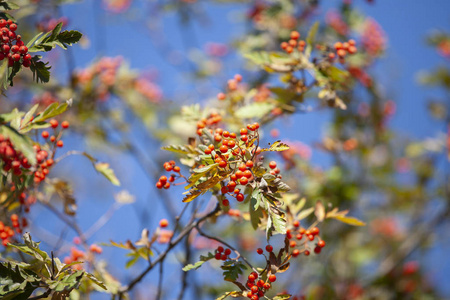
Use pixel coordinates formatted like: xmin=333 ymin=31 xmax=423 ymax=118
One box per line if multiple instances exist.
xmin=1 ymin=0 xmax=450 ymax=299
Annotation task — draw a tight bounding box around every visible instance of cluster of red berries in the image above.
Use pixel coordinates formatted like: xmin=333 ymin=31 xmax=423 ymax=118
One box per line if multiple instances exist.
xmin=1 ymin=134 xmax=33 ymax=176
xmin=268 ymin=160 xmax=281 ymax=177
xmin=0 ymin=214 xmax=28 ymax=246
xmin=0 ymin=19 xmax=31 ymax=67
xmin=280 ymin=31 xmax=306 ymax=54
xmin=41 ymin=119 xmax=69 ymax=148
xmin=217 ymin=74 xmax=243 ymax=100
xmin=328 ymin=39 xmax=357 ymax=62
xmin=287 ymin=221 xmax=325 ymax=256
xmin=32 ymin=144 xmax=54 ymax=184
xmin=245 ymin=271 xmax=275 ymax=300
xmin=196 ymin=112 xmax=223 ymax=136
xmin=214 ymin=246 xmax=232 ymax=260
xmin=156 ymin=161 xmax=181 ymax=189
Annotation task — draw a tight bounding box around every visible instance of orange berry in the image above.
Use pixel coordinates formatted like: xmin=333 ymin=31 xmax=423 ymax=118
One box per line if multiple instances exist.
xmin=159 ymin=219 xmax=169 ymax=228
xmin=61 ymin=121 xmax=69 ymax=129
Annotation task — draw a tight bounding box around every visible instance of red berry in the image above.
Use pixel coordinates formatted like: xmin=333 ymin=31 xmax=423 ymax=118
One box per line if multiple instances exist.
xmin=217 ymin=92 xmax=226 ymax=100
xmin=49 ymin=119 xmax=58 ymax=128
xmin=314 ymin=246 xmax=321 ymax=254
xmin=265 ymin=245 xmax=273 ymax=252
xmin=215 ymin=252 xmax=221 ymax=260
xmin=256 ymin=248 xmax=263 ymax=255
xmin=245 ymin=161 xmax=253 ymax=168
xmin=268 ymin=274 xmax=276 ymax=282
xmin=61 ymin=121 xmax=69 ymax=129
xmin=224 ymin=248 xmax=231 ymax=255
xmin=41 ymin=131 xmax=49 ymax=139
xmin=222 ymin=199 xmax=229 ymax=206
xmin=236 ymin=193 xmax=244 ymax=202
xmin=318 ymin=240 xmax=326 ymax=248
xmin=269 ymin=161 xmax=277 ymax=169
xmin=219 ymin=145 xmax=228 ymax=153
xmin=159 ymin=219 xmax=169 ymax=228
xmin=217 ymin=246 xmax=224 ymax=253
xmin=240 ymin=177 xmax=248 ymax=185
xmin=56 ymin=140 xmax=64 ymax=147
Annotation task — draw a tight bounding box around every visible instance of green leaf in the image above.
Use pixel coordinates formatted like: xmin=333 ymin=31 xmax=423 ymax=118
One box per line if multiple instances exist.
xmin=161 ymin=144 xmax=197 ymax=155
xmin=234 ymin=102 xmax=275 ymax=119
xmin=182 ymin=252 xmax=215 ymax=271
xmin=94 ymin=162 xmax=121 ymax=186
xmin=305 ymin=21 xmax=319 ymax=57
xmin=221 ymin=261 xmax=247 ymax=282
xmin=84 ymin=272 xmax=107 ymax=290
xmin=243 ymin=51 xmax=271 ymax=66
xmin=0 ymin=2 xmax=20 ymax=10
xmin=30 ymin=58 xmax=51 ymax=83
xmin=32 ymin=101 xmax=69 ymax=123
xmin=55 ymin=30 xmax=82 ymax=49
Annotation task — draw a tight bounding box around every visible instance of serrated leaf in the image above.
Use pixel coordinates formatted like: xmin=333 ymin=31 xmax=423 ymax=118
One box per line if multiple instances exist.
xmin=182 ymin=189 xmax=202 ymax=203
xmin=330 ymin=215 xmax=366 ymax=226
xmin=221 ymin=262 xmax=247 ymax=282
xmin=84 ymin=272 xmax=107 ymax=290
xmin=261 ymin=140 xmax=290 ymax=152
xmin=94 ymin=162 xmax=120 ymax=186
xmin=32 ymin=102 xmax=68 ymax=123
xmin=30 ymin=58 xmax=51 ymax=83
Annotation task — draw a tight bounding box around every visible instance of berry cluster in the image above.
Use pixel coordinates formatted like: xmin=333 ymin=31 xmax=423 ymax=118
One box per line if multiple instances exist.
xmin=196 ymin=112 xmax=222 ymax=136
xmin=214 ymin=246 xmax=232 ymax=261
xmin=329 ymin=39 xmax=357 ymax=63
xmin=245 ymin=271 xmax=275 ymax=300
xmin=280 ymin=31 xmax=306 ymax=54
xmin=0 ymin=214 xmax=27 ymax=246
xmin=156 ymin=161 xmax=181 ymax=189
xmin=287 ymin=222 xmax=325 ymax=256
xmin=196 ymin=123 xmax=263 ymax=207
xmin=41 ymin=119 xmax=69 ymax=150
xmin=0 ymin=19 xmax=31 ymax=67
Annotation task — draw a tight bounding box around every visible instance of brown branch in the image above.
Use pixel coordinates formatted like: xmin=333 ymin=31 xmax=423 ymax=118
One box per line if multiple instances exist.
xmin=118 ymin=203 xmax=221 ymax=298
xmin=195 ymin=224 xmax=258 ymax=274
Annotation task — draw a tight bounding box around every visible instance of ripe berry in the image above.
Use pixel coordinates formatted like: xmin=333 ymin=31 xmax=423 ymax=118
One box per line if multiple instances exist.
xmin=61 ymin=121 xmax=69 ymax=129
xmin=248 ymin=274 xmax=256 ymax=282
xmin=290 ymin=31 xmax=300 ymax=40
xmin=314 ymin=246 xmax=321 ymax=254
xmin=219 ymin=145 xmax=228 ymax=153
xmin=222 ymin=199 xmax=229 ymax=206
xmin=41 ymin=131 xmax=49 ymax=138
xmin=240 ymin=128 xmax=248 ymax=135
xmin=217 ymin=92 xmax=226 ymax=100
xmin=311 ymin=227 xmax=320 ymax=235
xmin=215 ymin=252 xmax=221 ymax=260
xmin=224 ymin=248 xmax=231 ymax=255
xmin=269 ymin=161 xmax=277 ymax=169
xmin=240 ymin=177 xmax=248 ymax=185
xmin=159 ymin=219 xmax=169 ymax=228
xmin=256 ymin=248 xmax=263 ymax=255
xmin=49 ymin=119 xmax=58 ymax=128
xmin=318 ymin=240 xmax=326 ymax=248
xmin=241 ymin=135 xmax=248 ymax=142
xmin=246 ymin=161 xmax=254 ymax=168
xmin=268 ymin=274 xmax=276 ymax=282
xmin=265 ymin=245 xmax=273 ymax=252
xmin=217 ymin=246 xmax=224 ymax=253
xmin=56 ymin=140 xmax=64 ymax=147
xmin=304 ymin=250 xmax=310 ymax=256
xmin=292 ymin=249 xmax=300 ymax=257
xmin=236 ymin=193 xmax=244 ymax=202
xmin=219 ymin=160 xmax=227 ymax=168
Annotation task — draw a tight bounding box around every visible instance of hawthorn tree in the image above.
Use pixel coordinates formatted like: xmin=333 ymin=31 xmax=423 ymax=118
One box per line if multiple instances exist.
xmin=0 ymin=0 xmax=449 ymax=299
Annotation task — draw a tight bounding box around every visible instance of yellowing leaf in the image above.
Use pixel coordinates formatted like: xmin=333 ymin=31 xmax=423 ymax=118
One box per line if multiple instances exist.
xmin=95 ymin=162 xmax=120 ymax=186
xmin=331 ymin=215 xmax=366 ymax=226
xmin=297 ymin=207 xmax=314 ymax=220
xmin=261 ymin=140 xmax=290 ymax=152
xmin=182 ymin=190 xmax=202 ymax=203
xmin=315 ymin=201 xmax=325 ymax=222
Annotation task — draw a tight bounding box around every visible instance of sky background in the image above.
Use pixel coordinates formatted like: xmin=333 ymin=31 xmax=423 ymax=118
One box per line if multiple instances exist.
xmin=25 ymin=0 xmax=450 ymax=298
